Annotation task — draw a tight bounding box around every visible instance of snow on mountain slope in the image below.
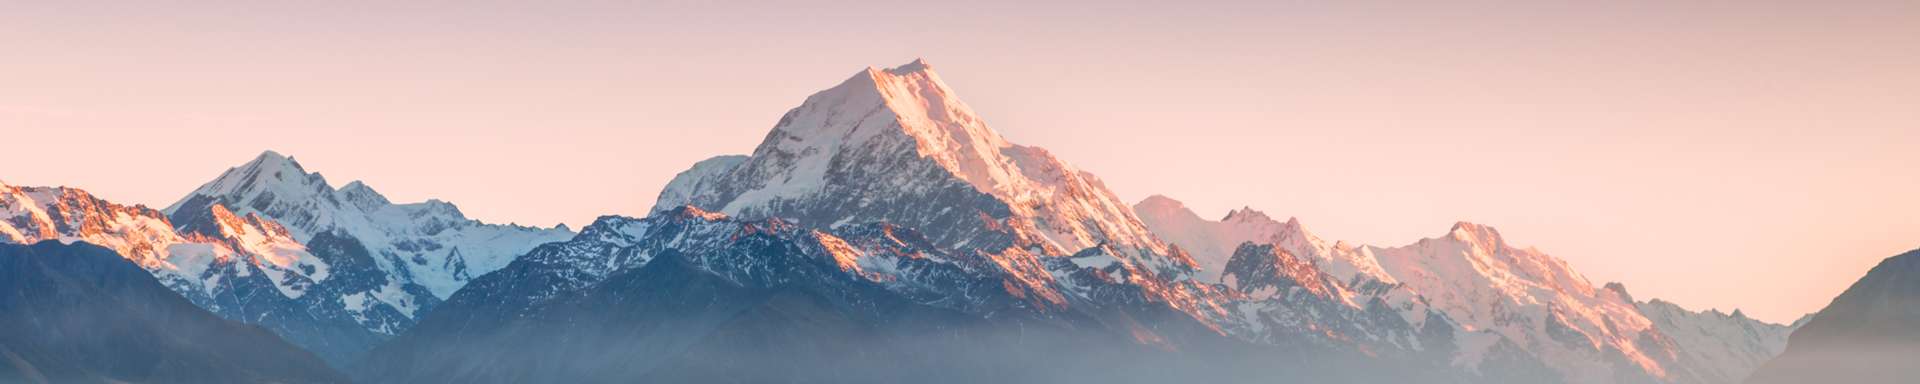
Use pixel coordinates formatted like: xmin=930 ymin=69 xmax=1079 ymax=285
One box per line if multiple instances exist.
xmin=650 ymin=60 xmax=1244 ymax=337
xmin=0 ymin=180 xmax=324 ymax=299
xmin=166 ymin=150 xmax=575 ymax=300
xmin=2 ymin=180 xmax=188 ymax=268
xmin=0 ymin=180 xmax=401 ymax=364
xmin=1135 ymin=195 xmax=1791 ymax=383
xmin=654 ymin=155 xmax=747 ymax=213
xmin=420 ymin=205 xmax=1078 ymax=322
xmin=361 ymin=205 xmax=1262 ymax=384
xmin=1214 ymin=242 xmax=1485 ymax=375
xmin=1135 ymin=195 xmax=1393 ymax=286
xmin=1368 ymin=223 xmax=1670 ymax=382
xmin=1134 ymin=195 xmax=1265 ymax=281
xmin=173 ymin=203 xmax=331 ymax=298
xmin=1636 ymin=298 xmax=1797 ymax=384
xmin=654 ymin=59 xmax=1188 ymax=278
xmin=1136 ymin=201 xmax=1668 ymax=380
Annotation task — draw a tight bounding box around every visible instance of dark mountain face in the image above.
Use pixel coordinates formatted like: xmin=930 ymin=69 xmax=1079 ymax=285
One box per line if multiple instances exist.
xmin=0 ymin=241 xmax=346 ymax=384
xmin=1747 ymin=248 xmax=1920 ymax=384
xmin=355 ymin=207 xmax=1454 ymax=383
xmin=362 ymin=246 xmax=1137 ymax=383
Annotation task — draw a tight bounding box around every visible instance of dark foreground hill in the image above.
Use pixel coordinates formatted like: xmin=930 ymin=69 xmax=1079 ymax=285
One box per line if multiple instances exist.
xmin=1747 ymin=248 xmax=1920 ymax=384
xmin=0 ymin=241 xmax=347 ymax=384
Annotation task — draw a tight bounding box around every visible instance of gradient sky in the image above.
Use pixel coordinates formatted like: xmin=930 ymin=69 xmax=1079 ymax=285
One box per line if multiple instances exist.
xmin=4 ymin=1 xmax=1916 ymax=323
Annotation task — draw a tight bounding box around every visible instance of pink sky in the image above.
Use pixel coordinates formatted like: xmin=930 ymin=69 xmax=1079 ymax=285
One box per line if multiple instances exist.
xmin=3 ymin=1 xmax=1916 ymax=323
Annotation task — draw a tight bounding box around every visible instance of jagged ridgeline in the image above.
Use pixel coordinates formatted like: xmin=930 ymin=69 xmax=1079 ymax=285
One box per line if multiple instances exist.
xmin=0 ymin=153 xmax=573 ymax=367
xmin=1 ymin=59 xmax=1817 ymax=384
xmin=358 ymin=59 xmax=1799 ymax=384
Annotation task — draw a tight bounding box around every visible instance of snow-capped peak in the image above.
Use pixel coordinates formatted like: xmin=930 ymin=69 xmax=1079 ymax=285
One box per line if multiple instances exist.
xmin=1223 ymin=206 xmax=1276 ymax=224
xmin=1409 ymin=221 xmax=1596 ymax=297
xmin=238 ymin=150 xmax=305 ymax=177
xmin=742 ymin=58 xmax=1019 ymax=203
xmin=1370 ymin=222 xmax=1665 ymax=382
xmin=1 ymin=183 xmax=181 ymax=267
xmin=1135 ymin=194 xmax=1189 ymax=213
xmin=338 ymin=180 xmax=392 ymax=210
xmin=169 ymin=151 xmax=574 ymax=299
xmin=0 ymin=182 xmax=328 ymax=300
xmin=860 ymin=58 xmax=1029 ymax=201
xmin=1446 ymin=221 xmax=1508 ymax=249
xmin=657 ymin=59 xmax=1174 ymax=265
xmin=165 ymin=150 xmax=327 ymax=213
xmin=879 ymin=57 xmax=932 ymax=74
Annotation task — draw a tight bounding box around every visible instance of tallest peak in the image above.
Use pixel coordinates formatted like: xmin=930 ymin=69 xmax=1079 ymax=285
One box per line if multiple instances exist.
xmin=881 ymin=58 xmax=933 ymax=75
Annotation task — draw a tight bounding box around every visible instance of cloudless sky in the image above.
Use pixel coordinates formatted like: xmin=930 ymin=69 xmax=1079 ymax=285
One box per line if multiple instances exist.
xmin=3 ymin=1 xmax=1916 ymax=323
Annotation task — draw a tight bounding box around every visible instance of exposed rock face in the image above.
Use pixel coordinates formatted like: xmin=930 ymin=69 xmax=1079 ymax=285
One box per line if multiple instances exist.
xmin=1223 ymin=243 xmax=1339 ymax=300
xmin=650 ymin=61 xmax=1246 ymax=347
xmin=366 ymin=60 xmax=1462 ymax=383
xmin=1135 ymin=195 xmax=1394 ymax=288
xmin=654 ymin=59 xmax=1193 ymax=279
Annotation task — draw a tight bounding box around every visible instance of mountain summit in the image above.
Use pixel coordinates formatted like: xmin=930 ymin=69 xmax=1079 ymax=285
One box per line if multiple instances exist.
xmin=656 ymin=59 xmax=1172 ymax=263
xmin=153 ymin=151 xmax=572 ymax=363
xmin=4 ymin=152 xmax=576 ymax=365
xmin=364 ymin=61 xmax=1291 ymax=383
xmin=654 ymin=60 xmax=1204 ymax=321
xmin=2 ymin=60 xmax=1827 ymax=384
xmin=168 ymin=150 xmax=574 ymax=299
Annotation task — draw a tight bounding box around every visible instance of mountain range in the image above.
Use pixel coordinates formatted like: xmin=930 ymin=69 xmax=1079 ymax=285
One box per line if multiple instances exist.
xmin=0 ymin=59 xmax=1897 ymax=384
xmin=1 ymin=153 xmax=571 ymax=366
